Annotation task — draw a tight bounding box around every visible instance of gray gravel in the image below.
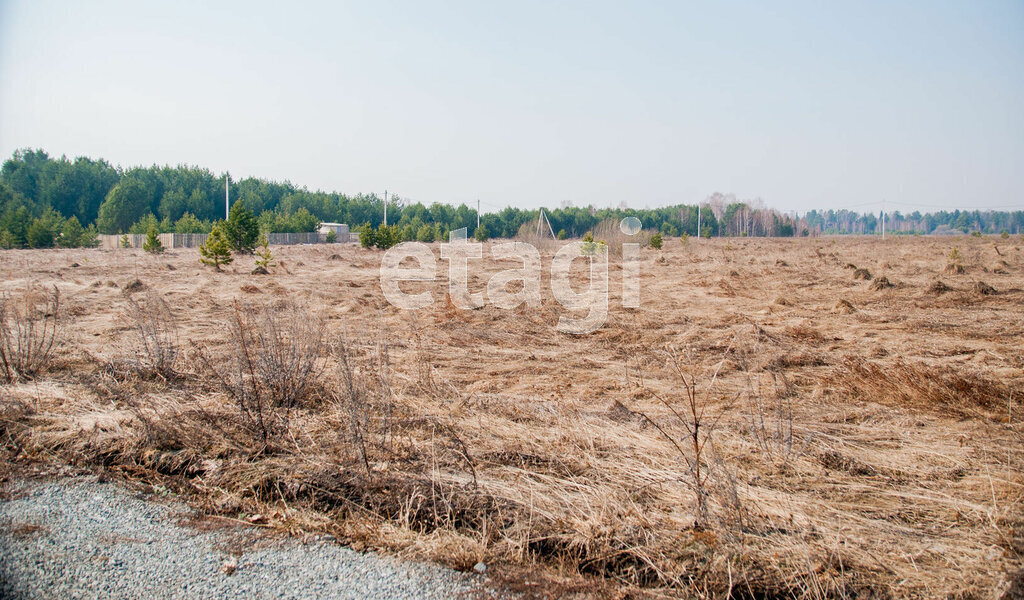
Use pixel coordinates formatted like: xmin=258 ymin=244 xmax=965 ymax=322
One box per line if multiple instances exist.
xmin=0 ymin=477 xmax=497 ymax=600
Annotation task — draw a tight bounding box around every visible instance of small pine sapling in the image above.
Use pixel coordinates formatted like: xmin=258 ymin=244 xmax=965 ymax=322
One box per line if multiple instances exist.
xmin=142 ymin=225 xmax=163 ymax=254
xmin=253 ymin=232 xmax=275 ymax=273
xmin=200 ymin=222 xmax=234 ymax=271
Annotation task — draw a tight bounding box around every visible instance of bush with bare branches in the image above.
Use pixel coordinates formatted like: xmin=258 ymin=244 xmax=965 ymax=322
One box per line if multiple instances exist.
xmin=333 ymin=337 xmax=395 ymax=474
xmin=630 ymin=345 xmax=743 ymax=530
xmin=123 ymin=292 xmax=179 ymax=379
xmin=199 ymin=301 xmax=326 ymax=445
xmin=0 ymin=286 xmax=61 ymax=382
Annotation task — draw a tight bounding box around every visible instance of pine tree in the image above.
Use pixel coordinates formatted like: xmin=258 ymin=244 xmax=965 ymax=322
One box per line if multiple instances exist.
xmin=359 ymin=224 xmax=377 ymax=248
xmin=143 ymin=224 xmax=164 ymax=253
xmin=200 ymin=222 xmax=233 ymax=270
xmin=253 ymin=231 xmax=275 ymax=273
xmin=375 ymin=223 xmax=399 ymax=250
xmin=416 ymin=224 xmax=435 ymax=242
xmin=224 ymin=203 xmax=259 ymax=254
xmin=58 ymin=216 xmax=86 ymax=248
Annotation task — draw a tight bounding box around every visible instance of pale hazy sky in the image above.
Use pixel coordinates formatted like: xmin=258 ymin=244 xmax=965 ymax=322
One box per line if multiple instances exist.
xmin=1 ymin=0 xmax=1022 ymax=213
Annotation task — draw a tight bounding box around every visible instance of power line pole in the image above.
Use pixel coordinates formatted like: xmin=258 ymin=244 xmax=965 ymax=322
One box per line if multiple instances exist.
xmin=544 ymin=210 xmax=556 ymax=239
xmin=697 ymin=204 xmax=701 ymax=241
xmin=384 ymin=189 xmax=388 ymax=227
xmin=477 ymin=199 xmax=480 ymax=229
xmin=225 ymin=175 xmax=229 ymax=220
xmin=881 ymin=199 xmax=885 ymax=240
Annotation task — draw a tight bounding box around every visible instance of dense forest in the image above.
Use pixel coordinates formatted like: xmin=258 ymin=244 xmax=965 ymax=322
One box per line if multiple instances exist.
xmin=0 ymin=149 xmax=1021 ymax=248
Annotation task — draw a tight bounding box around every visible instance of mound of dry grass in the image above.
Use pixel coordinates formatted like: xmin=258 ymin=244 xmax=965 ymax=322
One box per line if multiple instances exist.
xmin=831 ymin=358 xmax=1015 ymax=417
xmin=869 ymin=276 xmax=894 ymax=290
xmin=832 ymin=299 xmax=856 ymax=314
xmin=973 ymin=281 xmax=997 ymax=295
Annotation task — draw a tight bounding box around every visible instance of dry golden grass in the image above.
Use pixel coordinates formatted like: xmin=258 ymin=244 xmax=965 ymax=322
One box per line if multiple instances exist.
xmin=1 ymin=235 xmax=1022 ymax=599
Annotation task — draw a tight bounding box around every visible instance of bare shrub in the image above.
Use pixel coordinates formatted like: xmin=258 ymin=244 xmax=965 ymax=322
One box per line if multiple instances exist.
xmin=330 ymin=333 xmax=478 ymax=489
xmin=0 ymin=286 xmax=61 ymax=382
xmin=124 ymin=292 xmax=179 ymax=379
xmin=199 ymin=301 xmax=326 ymax=445
xmin=630 ymin=345 xmax=741 ymax=529
xmin=592 ymin=218 xmax=647 ymax=257
xmin=333 ymin=337 xmax=394 ymax=475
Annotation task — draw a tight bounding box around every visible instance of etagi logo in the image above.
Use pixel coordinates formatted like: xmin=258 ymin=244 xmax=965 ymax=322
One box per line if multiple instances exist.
xmin=379 ymin=217 xmax=644 ymax=334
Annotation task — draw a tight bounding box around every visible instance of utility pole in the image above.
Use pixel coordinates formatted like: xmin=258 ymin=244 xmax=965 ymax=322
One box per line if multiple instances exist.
xmin=384 ymin=190 xmax=388 ymax=227
xmin=881 ymin=199 xmax=886 ymax=240
xmin=544 ymin=210 xmax=556 ymax=239
xmin=697 ymin=204 xmax=701 ymax=241
xmin=225 ymin=175 xmax=230 ymax=220
xmin=476 ymin=199 xmax=480 ymax=230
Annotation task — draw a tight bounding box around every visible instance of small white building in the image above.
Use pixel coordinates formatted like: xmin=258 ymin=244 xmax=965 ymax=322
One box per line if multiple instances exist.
xmin=318 ymin=222 xmax=349 ymax=241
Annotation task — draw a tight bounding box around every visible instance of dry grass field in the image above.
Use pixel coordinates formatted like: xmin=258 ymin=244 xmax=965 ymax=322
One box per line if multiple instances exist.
xmin=1 ymin=235 xmax=1022 ymax=599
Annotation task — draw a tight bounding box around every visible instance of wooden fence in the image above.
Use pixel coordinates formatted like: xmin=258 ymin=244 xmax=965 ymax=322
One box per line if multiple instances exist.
xmin=98 ymin=231 xmax=348 ymax=249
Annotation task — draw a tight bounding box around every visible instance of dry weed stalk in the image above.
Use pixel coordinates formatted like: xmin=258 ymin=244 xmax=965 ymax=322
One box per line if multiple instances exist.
xmin=199 ymin=300 xmax=325 ymax=446
xmin=0 ymin=286 xmax=61 ymax=382
xmin=334 ymin=337 xmax=380 ymax=475
xmin=124 ymin=292 xmax=179 ymax=379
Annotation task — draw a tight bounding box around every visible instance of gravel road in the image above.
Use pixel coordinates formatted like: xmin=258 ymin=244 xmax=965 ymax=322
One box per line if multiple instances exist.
xmin=0 ymin=477 xmax=498 ymax=600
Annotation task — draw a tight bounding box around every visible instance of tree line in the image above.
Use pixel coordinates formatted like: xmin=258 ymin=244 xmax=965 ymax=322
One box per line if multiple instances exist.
xmin=1 ymin=149 xmax=1021 ymax=249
